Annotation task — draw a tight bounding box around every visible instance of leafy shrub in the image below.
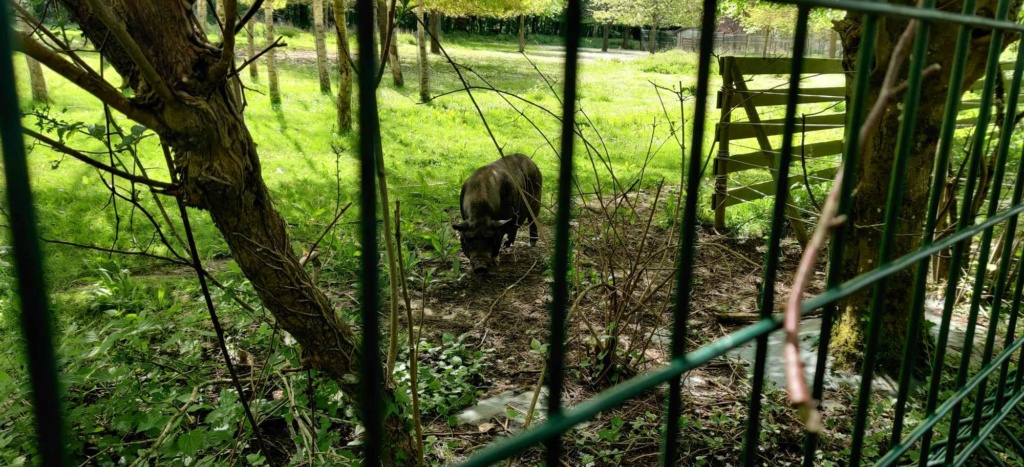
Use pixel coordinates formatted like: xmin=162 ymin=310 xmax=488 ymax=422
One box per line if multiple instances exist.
xmin=277 ymin=25 xmax=302 ymax=39
xmin=395 ymin=333 xmax=492 ymax=426
xmin=634 ymin=49 xmax=698 ymax=75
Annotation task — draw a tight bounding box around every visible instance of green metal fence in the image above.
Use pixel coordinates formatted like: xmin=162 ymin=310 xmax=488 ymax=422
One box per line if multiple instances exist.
xmin=3 ymin=0 xmax=1024 ymax=465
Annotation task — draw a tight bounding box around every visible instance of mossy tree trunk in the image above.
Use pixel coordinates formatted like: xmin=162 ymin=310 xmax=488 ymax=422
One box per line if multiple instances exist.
xmin=830 ymin=1 xmax=1020 ymax=375
xmin=313 ymin=0 xmax=332 ymax=94
xmin=334 ymin=0 xmax=352 ymax=131
xmin=28 ymin=0 xmax=415 ymax=460
xmin=264 ymin=0 xmax=281 ymax=105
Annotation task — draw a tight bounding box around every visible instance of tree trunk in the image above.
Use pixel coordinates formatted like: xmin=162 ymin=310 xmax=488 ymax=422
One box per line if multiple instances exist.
xmin=16 ymin=0 xmax=48 ymax=102
xmin=830 ymin=3 xmax=1019 ymax=374
xmin=313 ymin=0 xmax=331 ymax=94
xmin=648 ymin=19 xmax=659 ymax=54
xmin=762 ymin=28 xmax=770 ymax=58
xmin=246 ymin=17 xmax=259 ymax=81
xmin=47 ymin=0 xmax=413 ymax=459
xmin=518 ymin=14 xmax=526 ymax=53
xmin=602 ymin=22 xmax=609 ymax=52
xmin=376 ymin=0 xmax=404 ymax=87
xmin=828 ymin=29 xmax=837 ymax=59
xmin=416 ymin=0 xmax=429 ymax=102
xmin=429 ymin=10 xmax=441 ymax=54
xmin=216 ymin=0 xmax=226 ymax=41
xmin=264 ymin=1 xmax=281 ymax=105
xmin=621 ymin=26 xmax=630 ymax=49
xmin=197 ymin=0 xmax=208 ymax=35
xmin=334 ymin=0 xmax=352 ymax=131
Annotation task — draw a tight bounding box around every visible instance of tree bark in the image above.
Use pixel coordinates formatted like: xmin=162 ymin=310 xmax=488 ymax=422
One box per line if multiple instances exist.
xmin=216 ymin=0 xmax=226 ymax=41
xmin=313 ymin=0 xmax=332 ymax=94
xmin=648 ymin=18 xmax=659 ymax=54
xmin=762 ymin=28 xmax=770 ymax=58
xmin=264 ymin=0 xmax=281 ymax=105
xmin=334 ymin=0 xmax=352 ymax=131
xmin=830 ymin=1 xmax=1021 ymax=374
xmin=246 ymin=17 xmax=259 ymax=81
xmin=16 ymin=0 xmax=49 ymax=102
xmin=376 ymin=0 xmax=404 ymax=87
xmin=518 ymin=14 xmax=526 ymax=53
xmin=429 ymin=10 xmax=441 ymax=54
xmin=197 ymin=0 xmax=209 ymax=35
xmin=602 ymin=22 xmax=609 ymax=52
xmin=828 ymin=29 xmax=837 ymax=59
xmin=621 ymin=26 xmax=630 ymax=49
xmin=40 ymin=0 xmax=414 ymax=460
xmin=416 ymin=0 xmax=429 ymax=102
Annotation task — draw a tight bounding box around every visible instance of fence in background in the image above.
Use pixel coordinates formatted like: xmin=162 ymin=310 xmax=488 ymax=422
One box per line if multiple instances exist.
xmin=3 ymin=0 xmax=1024 ymax=466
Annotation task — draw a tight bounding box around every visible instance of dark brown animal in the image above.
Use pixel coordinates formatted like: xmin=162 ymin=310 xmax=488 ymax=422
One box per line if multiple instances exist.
xmin=453 ymin=153 xmax=542 ymax=274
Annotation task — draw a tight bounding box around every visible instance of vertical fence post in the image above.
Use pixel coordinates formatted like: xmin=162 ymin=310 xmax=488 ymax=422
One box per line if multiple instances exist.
xmin=0 ymin=3 xmax=68 ymax=466
xmin=355 ymin=0 xmax=383 ymax=464
xmin=714 ymin=57 xmax=732 ymax=231
xmin=740 ymin=7 xmax=810 ymax=465
xmin=662 ymin=1 xmax=718 ymax=463
xmin=545 ymin=0 xmax=581 ymax=464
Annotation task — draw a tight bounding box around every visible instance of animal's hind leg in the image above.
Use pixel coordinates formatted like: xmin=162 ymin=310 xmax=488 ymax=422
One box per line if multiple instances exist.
xmin=504 ymin=227 xmax=517 ymax=248
xmin=529 ymin=220 xmax=538 ymax=246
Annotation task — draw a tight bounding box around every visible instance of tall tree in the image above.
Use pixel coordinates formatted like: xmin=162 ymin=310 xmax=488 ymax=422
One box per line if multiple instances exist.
xmin=733 ymin=1 xmax=797 ymax=57
xmin=377 ymin=0 xmax=404 ymax=87
xmin=313 ymin=0 xmax=332 ymax=94
xmin=16 ymin=0 xmax=49 ymax=102
xmin=601 ymin=22 xmax=610 ymax=52
xmin=14 ymin=0 xmax=413 ymax=459
xmin=830 ymin=0 xmax=1022 ymax=372
xmin=246 ymin=15 xmax=259 ymax=81
xmin=264 ymin=0 xmax=282 ymax=104
xmin=429 ymin=10 xmax=441 ymax=53
xmin=334 ymin=0 xmax=353 ymax=130
xmin=416 ymin=0 xmax=430 ymax=102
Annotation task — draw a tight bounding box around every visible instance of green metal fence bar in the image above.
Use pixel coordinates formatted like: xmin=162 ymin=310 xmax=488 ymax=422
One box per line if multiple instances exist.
xmin=970 ymin=37 xmax=1024 ymax=440
xmin=875 ymin=332 xmax=1024 ymax=464
xmin=802 ymin=9 xmax=878 ymax=462
xmin=850 ymin=6 xmax=935 ymax=465
xmin=955 ymin=386 xmax=1024 ymax=465
xmin=546 ymin=0 xmax=582 ymax=463
xmin=356 ymin=0 xmax=383 ymax=463
xmin=889 ymin=0 xmax=978 ymax=446
xmin=772 ymin=0 xmax=1024 ymax=33
xmin=662 ymin=0 xmax=718 ymax=462
xmin=941 ymin=0 xmax=1015 ymax=459
xmin=0 ymin=4 xmax=68 ymax=466
xmin=741 ymin=7 xmax=810 ymax=465
xmin=996 ymin=240 xmax=1024 ymax=410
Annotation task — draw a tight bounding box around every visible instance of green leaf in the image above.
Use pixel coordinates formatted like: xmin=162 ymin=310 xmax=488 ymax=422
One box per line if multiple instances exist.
xmin=177 ymin=429 xmax=207 ymax=456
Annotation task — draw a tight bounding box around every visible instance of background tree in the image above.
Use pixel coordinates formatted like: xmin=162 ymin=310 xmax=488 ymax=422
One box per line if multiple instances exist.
xmin=416 ymin=0 xmax=429 ymax=102
xmin=377 ymin=0 xmax=405 ymax=87
xmin=733 ymin=1 xmax=797 ymax=57
xmin=313 ymin=0 xmax=332 ymax=93
xmin=265 ymin=0 xmax=282 ymax=104
xmin=335 ymin=0 xmax=353 ymax=130
xmin=592 ymin=0 xmax=699 ymax=54
xmin=16 ymin=0 xmax=48 ymax=102
xmin=831 ymin=0 xmax=1022 ymax=373
xmin=245 ymin=14 xmax=259 ymax=81
xmin=13 ymin=0 xmax=414 ymax=459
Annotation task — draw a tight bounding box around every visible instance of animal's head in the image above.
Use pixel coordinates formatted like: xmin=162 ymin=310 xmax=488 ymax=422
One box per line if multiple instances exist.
xmin=452 ymin=218 xmax=511 ymax=274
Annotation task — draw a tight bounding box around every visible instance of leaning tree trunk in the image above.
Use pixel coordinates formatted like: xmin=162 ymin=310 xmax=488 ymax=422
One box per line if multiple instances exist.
xmin=602 ymin=22 xmax=609 ymax=52
xmin=518 ymin=14 xmax=526 ymax=53
xmin=429 ymin=10 xmax=441 ymax=54
xmin=376 ymin=0 xmax=404 ymax=87
xmin=830 ymin=2 xmax=1020 ymax=374
xmin=246 ymin=17 xmax=259 ymax=81
xmin=334 ymin=0 xmax=352 ymax=131
xmin=16 ymin=0 xmax=48 ymax=102
xmin=28 ymin=0 xmax=415 ymax=460
xmin=416 ymin=0 xmax=429 ymax=102
xmin=264 ymin=0 xmax=281 ymax=105
xmin=648 ymin=18 xmax=659 ymax=54
xmin=313 ymin=0 xmax=332 ymax=94
xmin=197 ymin=0 xmax=208 ymax=35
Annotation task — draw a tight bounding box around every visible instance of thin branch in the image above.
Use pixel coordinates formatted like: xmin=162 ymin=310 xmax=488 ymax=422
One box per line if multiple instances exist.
xmin=227 ymin=37 xmax=286 ymax=79
xmin=81 ymin=0 xmax=177 ymax=105
xmin=300 ymin=202 xmax=352 ymax=268
xmin=14 ymin=32 xmax=164 ymax=131
xmin=42 ymin=238 xmax=189 ymax=266
xmin=23 ymin=128 xmax=177 ymax=191
xmin=235 ymin=0 xmax=265 ymax=35
xmin=10 ymin=0 xmax=94 ymax=73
